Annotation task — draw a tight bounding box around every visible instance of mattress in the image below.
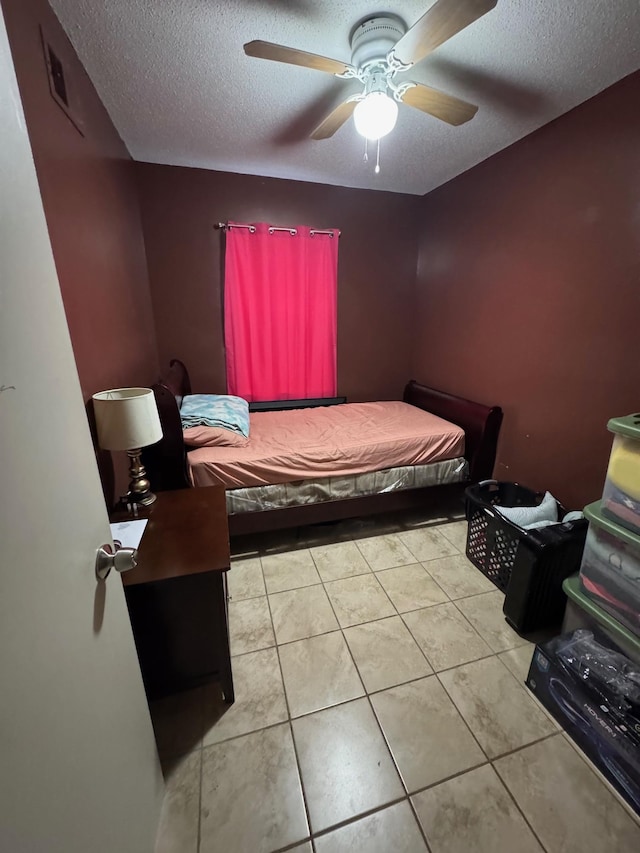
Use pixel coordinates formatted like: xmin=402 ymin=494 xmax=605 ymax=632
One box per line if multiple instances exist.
xmin=187 ymin=401 xmax=465 ymax=489
xmin=226 ymin=457 xmax=469 ymax=515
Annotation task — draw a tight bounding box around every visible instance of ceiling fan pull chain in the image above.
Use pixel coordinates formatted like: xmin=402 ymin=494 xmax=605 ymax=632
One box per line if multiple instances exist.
xmin=363 ymin=137 xmax=368 ymax=163
xmin=375 ymin=138 xmax=381 ymax=175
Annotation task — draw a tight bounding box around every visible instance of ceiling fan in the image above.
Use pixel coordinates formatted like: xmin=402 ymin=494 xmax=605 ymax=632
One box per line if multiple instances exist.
xmin=244 ymin=0 xmax=497 ymax=168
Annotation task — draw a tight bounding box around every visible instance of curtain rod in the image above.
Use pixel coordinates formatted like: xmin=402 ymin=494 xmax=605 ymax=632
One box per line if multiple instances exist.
xmin=215 ymin=222 xmax=340 ymax=238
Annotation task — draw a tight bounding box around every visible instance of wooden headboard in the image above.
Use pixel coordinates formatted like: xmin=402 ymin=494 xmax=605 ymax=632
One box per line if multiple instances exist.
xmin=142 ymin=362 xmax=503 ymax=493
xmin=142 ymin=359 xmax=191 ymax=491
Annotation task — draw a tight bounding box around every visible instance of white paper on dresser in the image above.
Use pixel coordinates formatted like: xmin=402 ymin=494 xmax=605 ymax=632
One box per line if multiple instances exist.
xmin=109 ymin=519 xmax=148 ymax=549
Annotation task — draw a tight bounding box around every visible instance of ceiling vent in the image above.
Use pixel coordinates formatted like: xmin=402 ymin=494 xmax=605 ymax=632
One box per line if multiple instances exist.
xmin=40 ymin=27 xmax=84 ymax=135
xmin=47 ymin=44 xmax=68 ymax=106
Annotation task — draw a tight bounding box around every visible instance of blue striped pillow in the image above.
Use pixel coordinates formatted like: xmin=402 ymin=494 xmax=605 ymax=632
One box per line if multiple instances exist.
xmin=180 ymin=394 xmax=250 ymax=438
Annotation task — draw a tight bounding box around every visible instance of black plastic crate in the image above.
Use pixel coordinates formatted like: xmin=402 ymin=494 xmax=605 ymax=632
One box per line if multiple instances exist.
xmin=465 ymin=481 xmax=588 ymax=632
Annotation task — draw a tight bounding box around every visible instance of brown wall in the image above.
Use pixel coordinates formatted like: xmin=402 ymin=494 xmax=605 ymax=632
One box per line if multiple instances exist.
xmin=2 ymin=0 xmax=159 ymax=500
xmin=8 ymin=0 xmax=636 ymax=509
xmin=136 ymin=164 xmax=421 ymax=402
xmin=2 ymin=0 xmax=158 ymax=396
xmin=413 ymin=71 xmax=640 ymax=509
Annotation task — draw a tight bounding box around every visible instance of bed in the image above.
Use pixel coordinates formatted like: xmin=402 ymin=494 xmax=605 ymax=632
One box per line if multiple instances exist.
xmin=142 ymin=359 xmax=503 ymax=537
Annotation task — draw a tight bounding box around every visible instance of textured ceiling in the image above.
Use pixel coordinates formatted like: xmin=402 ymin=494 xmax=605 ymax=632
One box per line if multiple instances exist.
xmin=49 ymin=0 xmax=640 ymax=195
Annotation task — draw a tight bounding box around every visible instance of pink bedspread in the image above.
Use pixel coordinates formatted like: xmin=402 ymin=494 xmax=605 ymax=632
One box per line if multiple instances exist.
xmin=187 ymin=401 xmax=464 ymax=489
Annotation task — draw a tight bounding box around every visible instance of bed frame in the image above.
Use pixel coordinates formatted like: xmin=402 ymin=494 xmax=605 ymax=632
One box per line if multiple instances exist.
xmin=142 ymin=359 xmax=503 ymax=537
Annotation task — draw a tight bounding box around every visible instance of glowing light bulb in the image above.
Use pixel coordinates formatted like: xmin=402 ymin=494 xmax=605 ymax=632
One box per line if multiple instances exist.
xmin=353 ymin=92 xmax=398 ymax=141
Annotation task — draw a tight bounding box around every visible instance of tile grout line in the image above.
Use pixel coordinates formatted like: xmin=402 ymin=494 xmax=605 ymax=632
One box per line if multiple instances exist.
xmin=269 ymin=830 xmax=318 ymax=853
xmin=228 ymin=564 xmax=497 ymax=607
xmin=462 ymin=650 xmax=561 ymax=727
xmin=198 ymin=657 xmax=495 ymax=749
xmin=317 ymin=545 xmax=406 ymax=622
xmin=188 ymin=692 xmax=634 ymax=844
xmin=225 ymin=523 xmax=444 ymax=804
xmin=416 ymin=579 xmax=501 ymax=604
xmin=258 ymin=541 xmax=320 ymax=848
xmin=433 ymin=659 xmax=510 ymax=764
xmin=489 ymin=729 xmax=560 ymax=765
xmin=360 ymin=534 xmax=468 ymax=678
xmin=428 ymin=660 xmax=488 ymax=763
xmin=398 ymin=535 xmax=464 ymax=569
xmin=263 ymin=567 xmax=316 ymax=851
xmin=407 ymin=795 xmax=434 ymax=853
xmin=274 ymin=719 xmax=316 ymax=851
xmin=368 ymin=569 xmax=538 ymax=777
xmin=308 ymin=540 xmax=403 ymax=637
xmin=407 ymin=757 xmax=532 ymax=853
xmin=439 ymin=587 xmax=497 ymax=646
xmin=266 ymin=579 xmax=324 ymax=596
xmin=491 ymin=757 xmax=552 ymax=853
xmin=448 ymin=590 xmax=516 ymax=654
xmin=315 ymin=542 xmax=439 ymax=834
xmin=193 ymin=693 xmax=207 ymax=853
xmin=397 ymin=606 xmax=490 ymax=676
xmin=308 ymin=524 xmax=455 ymax=851
xmin=224 ymin=529 xmax=534 ymax=730
xmin=308 ymin=527 xmax=493 ymax=776
xmin=225 ymin=518 xmax=560 ymax=850
xmin=198 ymin=728 xmax=554 ymax=850
xmin=199 ymin=716 xmax=302 ymax=750
xmin=234 ymin=524 xmax=477 ymax=602
xmin=407 ymin=757 xmax=490 ymax=800
xmin=308 ymin=543 xmax=417 ymax=840
xmin=350 ymin=544 xmax=439 ymax=824
xmin=384 ymin=545 xmax=509 ymax=676
xmin=229 ymin=518 xmax=640 ymax=848
xmin=558 ymin=732 xmax=640 ymax=829
xmin=306 ymin=794 xmax=410 ymax=845
xmin=164 ymin=659 xmax=559 ymax=754
xmin=213 ymin=654 xmax=512 ymax=746
xmin=196 ymin=744 xmax=204 ymax=853
xmin=372 ymin=563 xmax=450 ymax=611
xmin=351 ymin=532 xmax=410 ymax=574
xmin=432 ymin=655 xmax=560 ymax=792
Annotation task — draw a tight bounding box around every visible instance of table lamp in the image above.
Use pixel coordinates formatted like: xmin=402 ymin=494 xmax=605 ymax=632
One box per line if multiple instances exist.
xmin=92 ymin=387 xmax=163 ymax=506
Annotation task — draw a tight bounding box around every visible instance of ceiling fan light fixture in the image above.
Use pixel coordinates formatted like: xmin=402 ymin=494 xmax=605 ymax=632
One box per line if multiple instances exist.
xmin=353 ymin=92 xmax=398 ymax=141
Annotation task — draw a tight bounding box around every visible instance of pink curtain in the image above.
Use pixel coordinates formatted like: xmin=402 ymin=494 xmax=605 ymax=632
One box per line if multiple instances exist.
xmin=224 ymin=222 xmax=338 ymax=401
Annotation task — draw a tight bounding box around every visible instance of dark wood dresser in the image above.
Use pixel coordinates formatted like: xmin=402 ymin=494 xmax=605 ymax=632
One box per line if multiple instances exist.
xmin=113 ymin=486 xmax=234 ymax=703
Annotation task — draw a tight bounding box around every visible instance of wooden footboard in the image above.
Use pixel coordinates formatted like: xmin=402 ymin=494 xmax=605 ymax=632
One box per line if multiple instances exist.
xmin=142 ymin=361 xmax=503 ymax=535
xmin=403 ymin=380 xmax=503 ymax=483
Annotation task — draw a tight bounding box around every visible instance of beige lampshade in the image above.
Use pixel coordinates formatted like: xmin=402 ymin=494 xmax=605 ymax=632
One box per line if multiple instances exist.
xmin=92 ymin=388 xmax=163 ymax=451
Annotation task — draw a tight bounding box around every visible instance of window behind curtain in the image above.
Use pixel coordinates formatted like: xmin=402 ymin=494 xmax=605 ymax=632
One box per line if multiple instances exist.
xmin=224 ymin=222 xmax=338 ymax=402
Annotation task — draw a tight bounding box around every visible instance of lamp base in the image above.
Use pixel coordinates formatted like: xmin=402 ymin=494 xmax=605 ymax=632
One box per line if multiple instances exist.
xmin=127 ymin=448 xmax=157 ymax=506
xmin=129 ymin=488 xmax=157 ymax=507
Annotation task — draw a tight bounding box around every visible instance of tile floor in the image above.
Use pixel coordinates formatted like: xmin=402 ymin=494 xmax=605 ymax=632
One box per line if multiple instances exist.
xmin=152 ymin=506 xmax=640 ymax=853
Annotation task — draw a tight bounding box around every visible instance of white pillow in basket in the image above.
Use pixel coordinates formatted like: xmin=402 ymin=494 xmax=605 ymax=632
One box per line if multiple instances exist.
xmin=495 ymin=491 xmax=558 ymax=529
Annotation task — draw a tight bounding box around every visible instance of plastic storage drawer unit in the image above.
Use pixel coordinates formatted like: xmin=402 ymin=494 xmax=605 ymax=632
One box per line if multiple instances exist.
xmin=465 ymin=481 xmax=588 ymax=633
xmin=602 ymin=413 xmax=640 ymax=536
xmin=579 ymin=501 xmax=640 ymax=637
xmin=563 ymin=575 xmax=640 ymax=664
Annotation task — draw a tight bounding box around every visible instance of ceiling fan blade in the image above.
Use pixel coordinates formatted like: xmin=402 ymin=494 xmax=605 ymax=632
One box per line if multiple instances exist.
xmin=311 ymin=98 xmax=359 ymax=139
xmin=244 ymin=40 xmax=353 ymax=75
xmin=392 ymin=0 xmax=497 ymax=67
xmin=401 ymin=83 xmax=478 ymax=125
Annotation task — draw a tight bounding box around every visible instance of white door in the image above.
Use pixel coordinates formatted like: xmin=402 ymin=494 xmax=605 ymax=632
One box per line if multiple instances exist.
xmin=0 ymin=11 xmax=163 ymax=853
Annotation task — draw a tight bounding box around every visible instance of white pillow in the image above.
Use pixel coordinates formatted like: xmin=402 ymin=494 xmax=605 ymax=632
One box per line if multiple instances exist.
xmin=495 ymin=491 xmax=558 ymax=529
